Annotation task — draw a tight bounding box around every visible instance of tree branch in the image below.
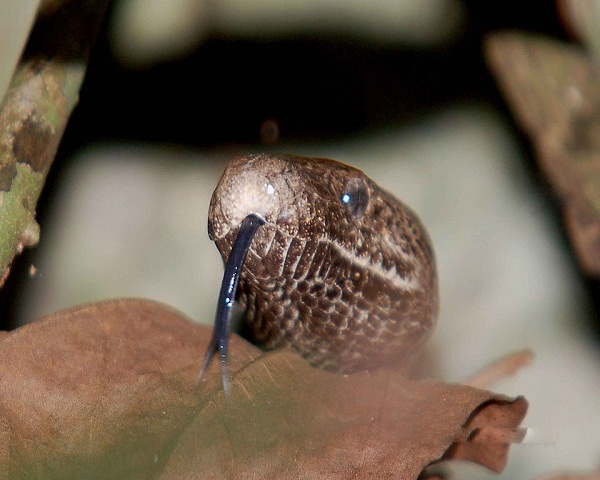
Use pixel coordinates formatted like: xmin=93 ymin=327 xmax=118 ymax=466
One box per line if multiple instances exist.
xmin=0 ymin=0 xmax=111 ymax=287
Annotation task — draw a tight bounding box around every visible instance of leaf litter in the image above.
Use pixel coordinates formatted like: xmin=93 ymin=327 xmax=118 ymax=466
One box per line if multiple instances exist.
xmin=0 ymin=299 xmax=527 ymax=479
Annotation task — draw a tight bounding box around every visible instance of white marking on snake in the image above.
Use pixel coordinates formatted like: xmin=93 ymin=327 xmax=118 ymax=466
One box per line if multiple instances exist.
xmin=328 ymin=239 xmax=421 ymax=291
xmin=250 ymin=222 xmax=420 ymax=291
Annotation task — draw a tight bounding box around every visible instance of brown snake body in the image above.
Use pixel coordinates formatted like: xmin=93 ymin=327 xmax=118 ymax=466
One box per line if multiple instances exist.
xmin=202 ymin=154 xmax=438 ymax=391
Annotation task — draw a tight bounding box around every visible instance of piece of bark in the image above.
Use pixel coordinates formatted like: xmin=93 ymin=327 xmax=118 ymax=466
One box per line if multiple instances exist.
xmin=485 ymin=31 xmax=600 ymax=276
xmin=0 ymin=299 xmax=527 ymax=479
xmin=466 ymin=349 xmax=534 ymax=388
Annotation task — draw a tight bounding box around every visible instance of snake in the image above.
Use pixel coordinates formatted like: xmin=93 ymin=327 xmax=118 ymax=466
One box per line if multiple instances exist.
xmin=200 ymin=154 xmax=438 ymax=394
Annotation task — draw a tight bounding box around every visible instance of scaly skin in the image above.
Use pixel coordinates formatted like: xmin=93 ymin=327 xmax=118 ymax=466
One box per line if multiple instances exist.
xmin=208 ymin=154 xmax=438 ymax=373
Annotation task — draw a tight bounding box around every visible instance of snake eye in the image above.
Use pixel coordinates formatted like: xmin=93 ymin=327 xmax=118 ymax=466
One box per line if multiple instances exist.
xmin=341 ymin=177 xmax=369 ymax=219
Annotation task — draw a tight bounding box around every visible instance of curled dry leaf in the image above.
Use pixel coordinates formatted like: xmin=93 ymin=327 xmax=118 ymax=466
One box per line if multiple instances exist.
xmin=485 ymin=31 xmax=600 ymax=276
xmin=0 ymin=299 xmax=527 ymax=479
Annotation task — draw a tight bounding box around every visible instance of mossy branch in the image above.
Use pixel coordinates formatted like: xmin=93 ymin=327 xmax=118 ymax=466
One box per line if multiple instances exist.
xmin=0 ymin=0 xmax=110 ymax=287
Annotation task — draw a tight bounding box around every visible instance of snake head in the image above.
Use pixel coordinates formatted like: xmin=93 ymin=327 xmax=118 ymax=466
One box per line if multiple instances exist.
xmin=202 ymin=154 xmax=438 ymax=393
xmin=208 ymin=154 xmax=433 ymax=278
xmin=208 ymin=153 xmax=381 ymax=249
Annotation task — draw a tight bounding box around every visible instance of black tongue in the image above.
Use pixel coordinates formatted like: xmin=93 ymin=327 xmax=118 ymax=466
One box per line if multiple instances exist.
xmin=198 ymin=214 xmax=265 ymax=396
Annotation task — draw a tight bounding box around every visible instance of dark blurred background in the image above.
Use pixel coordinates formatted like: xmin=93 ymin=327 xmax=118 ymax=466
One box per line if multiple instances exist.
xmin=5 ymin=1 xmax=594 ymax=331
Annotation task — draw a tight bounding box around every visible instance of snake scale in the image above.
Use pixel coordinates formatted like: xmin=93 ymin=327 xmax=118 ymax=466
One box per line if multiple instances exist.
xmin=200 ymin=154 xmax=438 ymax=393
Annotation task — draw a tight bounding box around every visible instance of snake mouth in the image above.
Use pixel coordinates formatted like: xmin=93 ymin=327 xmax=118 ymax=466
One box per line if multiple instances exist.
xmin=198 ymin=213 xmax=265 ymax=395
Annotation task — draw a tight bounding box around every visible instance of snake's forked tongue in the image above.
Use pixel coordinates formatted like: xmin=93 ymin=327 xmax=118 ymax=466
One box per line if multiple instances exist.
xmin=198 ymin=214 xmax=265 ymax=395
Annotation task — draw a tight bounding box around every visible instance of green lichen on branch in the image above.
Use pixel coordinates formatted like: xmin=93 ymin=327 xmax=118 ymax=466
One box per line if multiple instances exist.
xmin=0 ymin=59 xmax=84 ymax=286
xmin=0 ymin=163 xmax=42 ymax=284
xmin=0 ymin=0 xmax=110 ymax=288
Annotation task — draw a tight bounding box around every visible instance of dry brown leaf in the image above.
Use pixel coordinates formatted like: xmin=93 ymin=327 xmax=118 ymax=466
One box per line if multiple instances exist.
xmin=485 ymin=31 xmax=600 ymax=275
xmin=0 ymin=299 xmax=261 ymax=479
xmin=534 ymin=472 xmax=600 ymax=480
xmin=0 ymin=299 xmax=527 ymax=479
